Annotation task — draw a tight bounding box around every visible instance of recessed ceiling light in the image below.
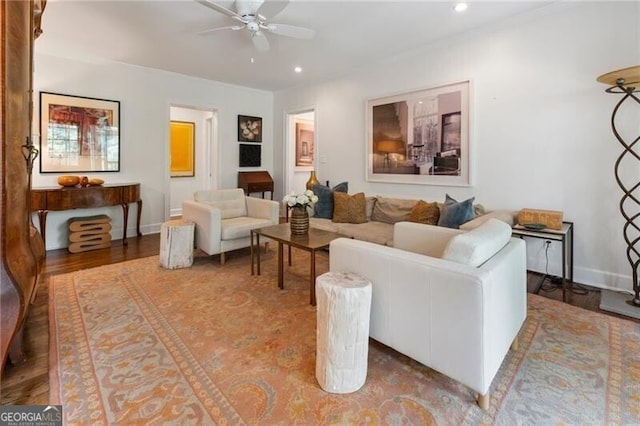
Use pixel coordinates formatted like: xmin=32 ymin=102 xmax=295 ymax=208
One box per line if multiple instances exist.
xmin=454 ymin=2 xmax=468 ymax=12
xmin=294 ymin=66 xmax=303 ymax=73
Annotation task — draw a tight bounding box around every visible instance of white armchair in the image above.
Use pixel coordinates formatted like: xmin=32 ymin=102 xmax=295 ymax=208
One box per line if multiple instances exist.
xmin=328 ymin=219 xmax=527 ymax=409
xmin=182 ymin=188 xmax=279 ymax=264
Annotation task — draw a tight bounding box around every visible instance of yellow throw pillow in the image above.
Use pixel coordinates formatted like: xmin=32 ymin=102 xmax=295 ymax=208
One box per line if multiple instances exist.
xmin=408 ymin=200 xmax=440 ymax=225
xmin=332 ymin=192 xmax=368 ymax=224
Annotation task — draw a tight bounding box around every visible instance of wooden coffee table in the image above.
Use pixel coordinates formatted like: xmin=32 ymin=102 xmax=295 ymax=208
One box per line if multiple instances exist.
xmin=251 ymin=224 xmax=344 ymax=305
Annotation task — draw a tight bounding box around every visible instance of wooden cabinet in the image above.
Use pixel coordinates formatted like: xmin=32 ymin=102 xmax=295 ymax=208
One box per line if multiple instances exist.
xmin=238 ymin=171 xmax=274 ymax=199
xmin=1 ymin=0 xmax=46 ymax=376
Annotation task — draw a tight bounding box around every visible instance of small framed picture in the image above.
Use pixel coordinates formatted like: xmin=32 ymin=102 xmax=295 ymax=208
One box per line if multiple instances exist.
xmin=238 ymin=115 xmax=262 ymax=142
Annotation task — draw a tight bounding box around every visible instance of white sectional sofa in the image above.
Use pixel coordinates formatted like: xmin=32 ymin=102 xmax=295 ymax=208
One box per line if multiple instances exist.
xmin=328 ymin=219 xmax=527 ymax=409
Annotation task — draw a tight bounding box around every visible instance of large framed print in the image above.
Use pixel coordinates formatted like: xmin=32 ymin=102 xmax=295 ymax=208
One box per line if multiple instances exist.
xmin=170 ymin=121 xmax=195 ymax=177
xmin=366 ymin=80 xmax=471 ymax=186
xmin=39 ymin=92 xmax=120 ymax=173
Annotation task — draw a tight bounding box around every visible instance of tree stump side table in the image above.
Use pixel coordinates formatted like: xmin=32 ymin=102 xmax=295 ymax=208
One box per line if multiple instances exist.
xmin=159 ymin=219 xmax=195 ymax=269
xmin=315 ymin=271 xmax=372 ymax=393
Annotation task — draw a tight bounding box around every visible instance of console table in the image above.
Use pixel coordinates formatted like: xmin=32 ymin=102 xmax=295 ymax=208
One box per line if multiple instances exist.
xmin=31 ymin=183 xmax=142 ymax=249
xmin=511 ymin=221 xmax=574 ymax=302
xmin=238 ymin=171 xmax=274 ymax=199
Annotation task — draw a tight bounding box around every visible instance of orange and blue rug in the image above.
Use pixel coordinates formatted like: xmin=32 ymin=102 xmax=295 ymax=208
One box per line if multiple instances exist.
xmin=49 ymin=250 xmax=640 ymax=424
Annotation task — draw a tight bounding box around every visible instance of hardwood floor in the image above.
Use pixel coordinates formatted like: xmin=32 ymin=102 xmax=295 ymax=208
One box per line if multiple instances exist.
xmin=1 ymin=233 xmax=638 ymax=405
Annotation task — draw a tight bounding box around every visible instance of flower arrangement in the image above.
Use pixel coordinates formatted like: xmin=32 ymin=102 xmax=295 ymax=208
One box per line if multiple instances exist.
xmin=283 ymin=189 xmax=318 ymax=212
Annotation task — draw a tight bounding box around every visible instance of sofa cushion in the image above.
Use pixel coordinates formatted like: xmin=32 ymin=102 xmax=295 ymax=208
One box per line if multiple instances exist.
xmin=313 ymin=182 xmax=348 ymax=219
xmin=408 ymin=200 xmax=440 ymax=225
xmin=333 ymin=192 xmax=367 ymax=224
xmin=438 ymin=194 xmax=475 ymax=228
xmin=370 ymin=196 xmax=417 ymax=224
xmin=441 ymin=218 xmax=512 ymax=266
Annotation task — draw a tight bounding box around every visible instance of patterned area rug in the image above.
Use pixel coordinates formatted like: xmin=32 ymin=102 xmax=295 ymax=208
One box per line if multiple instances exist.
xmin=49 ymin=249 xmax=640 ymax=425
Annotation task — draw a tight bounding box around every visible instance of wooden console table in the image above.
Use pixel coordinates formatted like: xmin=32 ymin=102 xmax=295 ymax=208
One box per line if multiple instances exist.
xmin=238 ymin=171 xmax=274 ymax=199
xmin=31 ymin=183 xmax=142 ymax=249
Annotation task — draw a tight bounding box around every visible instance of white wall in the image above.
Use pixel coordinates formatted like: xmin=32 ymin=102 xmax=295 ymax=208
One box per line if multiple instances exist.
xmin=33 ymin=54 xmax=273 ymax=250
xmin=273 ymin=2 xmax=640 ymax=292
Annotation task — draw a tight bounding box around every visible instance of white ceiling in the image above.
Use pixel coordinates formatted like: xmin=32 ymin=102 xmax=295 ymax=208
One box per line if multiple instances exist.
xmin=36 ymin=0 xmax=554 ymax=92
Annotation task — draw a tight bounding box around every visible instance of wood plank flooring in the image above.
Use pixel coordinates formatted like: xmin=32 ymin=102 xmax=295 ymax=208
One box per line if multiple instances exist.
xmin=1 ymin=233 xmax=638 ymax=405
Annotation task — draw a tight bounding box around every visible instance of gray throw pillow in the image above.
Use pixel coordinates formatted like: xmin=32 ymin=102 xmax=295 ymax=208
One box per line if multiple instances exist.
xmin=313 ymin=182 xmax=348 ymax=219
xmin=438 ymin=194 xmax=475 ymax=228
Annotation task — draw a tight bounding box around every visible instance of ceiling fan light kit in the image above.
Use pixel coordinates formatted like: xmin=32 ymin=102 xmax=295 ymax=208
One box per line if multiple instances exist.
xmin=196 ymin=0 xmax=315 ymax=52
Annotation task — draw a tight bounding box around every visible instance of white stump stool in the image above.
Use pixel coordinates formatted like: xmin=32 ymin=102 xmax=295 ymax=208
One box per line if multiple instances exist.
xmin=315 ymin=271 xmax=372 ymax=393
xmin=160 ymin=219 xmax=195 ymax=269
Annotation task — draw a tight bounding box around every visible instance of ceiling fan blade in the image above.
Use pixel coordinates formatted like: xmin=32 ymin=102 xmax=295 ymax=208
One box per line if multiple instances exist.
xmin=197 ymin=25 xmax=245 ymax=36
xmin=264 ymin=23 xmax=315 ymax=39
xmin=195 ymin=0 xmax=244 ymax=22
xmin=251 ymin=31 xmax=270 ymax=52
xmin=256 ymin=0 xmax=289 ymax=20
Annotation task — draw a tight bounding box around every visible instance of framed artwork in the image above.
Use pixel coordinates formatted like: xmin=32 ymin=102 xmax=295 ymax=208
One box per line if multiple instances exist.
xmin=239 ymin=144 xmax=261 ymax=167
xmin=295 ymin=119 xmax=314 ymax=169
xmin=39 ymin=92 xmax=120 ymax=173
xmin=366 ymin=80 xmax=471 ymax=186
xmin=170 ymin=121 xmax=195 ymax=177
xmin=238 ymin=115 xmax=262 ymax=142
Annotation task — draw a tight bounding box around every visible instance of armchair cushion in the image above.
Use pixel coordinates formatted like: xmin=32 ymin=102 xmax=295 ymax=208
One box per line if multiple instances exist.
xmin=442 ymin=218 xmax=512 ymax=267
xmin=221 ymin=216 xmax=275 ymax=240
xmin=194 ymin=189 xmax=247 ymax=219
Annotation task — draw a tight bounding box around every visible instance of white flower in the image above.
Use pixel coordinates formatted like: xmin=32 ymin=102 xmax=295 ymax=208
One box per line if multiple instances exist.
xmin=283 ymin=190 xmax=318 ymax=209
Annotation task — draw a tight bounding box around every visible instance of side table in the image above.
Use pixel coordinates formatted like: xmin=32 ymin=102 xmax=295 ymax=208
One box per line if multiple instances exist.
xmin=511 ymin=221 xmax=574 ymax=302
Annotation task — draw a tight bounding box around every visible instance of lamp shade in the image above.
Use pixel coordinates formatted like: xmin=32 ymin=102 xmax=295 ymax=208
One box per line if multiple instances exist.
xmin=376 ymin=140 xmax=402 ymax=153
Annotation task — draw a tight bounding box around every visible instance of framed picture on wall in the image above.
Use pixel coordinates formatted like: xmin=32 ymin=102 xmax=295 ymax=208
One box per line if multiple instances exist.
xmin=238 ymin=115 xmax=262 ymax=142
xmin=39 ymin=92 xmax=120 ymax=173
xmin=169 ymin=121 xmax=195 ymax=177
xmin=239 ymin=143 xmax=261 ymax=167
xmin=366 ymin=80 xmax=471 ymax=186
xmin=295 ymin=119 xmax=314 ymax=169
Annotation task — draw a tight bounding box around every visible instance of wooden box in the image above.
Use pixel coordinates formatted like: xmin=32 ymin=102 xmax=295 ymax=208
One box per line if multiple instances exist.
xmin=517 ymin=208 xmax=563 ymax=230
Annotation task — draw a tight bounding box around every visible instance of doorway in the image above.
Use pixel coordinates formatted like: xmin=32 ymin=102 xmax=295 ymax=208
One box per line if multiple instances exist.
xmin=168 ymin=105 xmax=218 ymax=218
xmin=285 ymin=108 xmax=316 ymax=196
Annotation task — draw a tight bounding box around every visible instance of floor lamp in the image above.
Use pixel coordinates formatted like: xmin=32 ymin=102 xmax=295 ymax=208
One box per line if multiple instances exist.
xmin=597 ymin=65 xmax=640 ymax=319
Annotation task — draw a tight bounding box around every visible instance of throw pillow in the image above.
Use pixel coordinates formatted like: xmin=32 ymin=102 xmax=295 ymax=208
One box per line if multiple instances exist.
xmin=370 ymin=196 xmax=417 ymax=224
xmin=438 ymin=194 xmax=475 ymax=228
xmin=408 ymin=200 xmax=440 ymax=225
xmin=332 ymin=192 xmax=367 ymax=224
xmin=313 ymin=182 xmax=348 ymax=219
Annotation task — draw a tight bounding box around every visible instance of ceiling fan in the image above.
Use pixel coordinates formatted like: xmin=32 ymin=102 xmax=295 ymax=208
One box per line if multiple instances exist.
xmin=196 ymin=0 xmax=316 ymax=52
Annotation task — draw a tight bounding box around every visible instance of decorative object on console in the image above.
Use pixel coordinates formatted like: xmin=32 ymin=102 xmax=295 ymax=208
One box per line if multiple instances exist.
xmin=40 ymin=92 xmax=120 ymax=173
xmin=88 ymin=178 xmax=104 ymax=186
xmin=67 ymin=215 xmax=112 ymax=254
xmin=57 ymin=175 xmax=80 ymax=187
xmin=283 ymin=189 xmax=318 ymax=235
xmin=332 ymin=192 xmax=367 ymax=224
xmin=597 ymin=65 xmax=640 ymax=316
xmin=237 ymin=115 xmax=262 ymax=142
xmin=312 ymin=182 xmax=348 ymax=219
xmin=367 ymin=80 xmax=471 ymax=186
xmin=437 ymin=194 xmax=475 ymax=229
xmin=306 ymin=170 xmax=319 ymax=190
xmin=239 ymin=143 xmax=261 ymax=167
xmin=518 ymin=208 xmax=563 ymax=230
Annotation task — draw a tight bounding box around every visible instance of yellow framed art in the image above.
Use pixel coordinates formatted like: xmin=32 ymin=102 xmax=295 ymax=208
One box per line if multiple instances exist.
xmin=170 ymin=121 xmax=195 ymax=177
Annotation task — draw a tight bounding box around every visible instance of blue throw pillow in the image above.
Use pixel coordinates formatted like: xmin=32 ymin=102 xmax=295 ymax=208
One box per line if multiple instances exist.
xmin=313 ymin=182 xmax=348 ymax=219
xmin=438 ymin=194 xmax=475 ymax=228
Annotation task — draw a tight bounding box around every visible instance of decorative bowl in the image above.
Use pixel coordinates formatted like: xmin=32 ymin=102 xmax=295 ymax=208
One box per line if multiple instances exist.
xmin=88 ymin=178 xmax=104 ymax=186
xmin=57 ymin=175 xmax=80 ymax=187
xmin=523 ymin=223 xmax=546 ymax=230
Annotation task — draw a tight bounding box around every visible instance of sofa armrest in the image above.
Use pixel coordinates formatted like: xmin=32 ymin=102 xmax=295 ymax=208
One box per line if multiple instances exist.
xmin=460 ymin=210 xmax=517 ymax=231
xmin=245 ymin=196 xmax=280 ymax=225
xmin=182 ymin=200 xmax=222 ymax=255
xmin=393 ymin=221 xmax=463 ymax=257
